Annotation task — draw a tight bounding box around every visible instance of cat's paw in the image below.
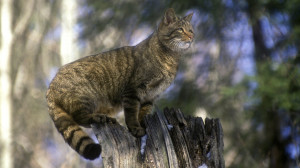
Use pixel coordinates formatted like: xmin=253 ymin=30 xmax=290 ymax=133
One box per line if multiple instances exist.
xmin=91 ymin=114 xmax=117 ymax=124
xmin=129 ymin=126 xmax=146 ymax=137
xmin=106 ymin=116 xmax=117 ymax=124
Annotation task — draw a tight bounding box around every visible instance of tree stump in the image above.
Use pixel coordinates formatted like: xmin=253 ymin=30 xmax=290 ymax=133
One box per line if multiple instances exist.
xmin=92 ymin=108 xmax=225 ymax=168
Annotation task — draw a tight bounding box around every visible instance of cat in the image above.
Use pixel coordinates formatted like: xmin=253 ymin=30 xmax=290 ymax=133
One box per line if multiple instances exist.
xmin=46 ymin=8 xmax=194 ymax=160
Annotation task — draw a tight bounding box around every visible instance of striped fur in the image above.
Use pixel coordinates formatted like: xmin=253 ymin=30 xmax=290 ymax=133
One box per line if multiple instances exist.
xmin=46 ymin=8 xmax=194 ymax=160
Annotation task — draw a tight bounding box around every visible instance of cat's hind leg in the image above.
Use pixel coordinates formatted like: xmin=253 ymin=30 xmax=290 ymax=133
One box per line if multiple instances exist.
xmin=73 ymin=111 xmax=117 ymax=128
xmin=72 ymin=107 xmax=117 ymax=128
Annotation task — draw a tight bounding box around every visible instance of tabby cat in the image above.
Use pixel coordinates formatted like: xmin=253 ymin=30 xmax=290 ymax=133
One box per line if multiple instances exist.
xmin=46 ymin=8 xmax=194 ymax=160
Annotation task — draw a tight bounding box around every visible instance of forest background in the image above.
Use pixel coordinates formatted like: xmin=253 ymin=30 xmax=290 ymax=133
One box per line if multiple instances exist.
xmin=0 ymin=0 xmax=299 ymax=167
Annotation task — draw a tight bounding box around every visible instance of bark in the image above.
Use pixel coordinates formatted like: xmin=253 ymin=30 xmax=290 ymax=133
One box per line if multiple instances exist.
xmin=92 ymin=108 xmax=225 ymax=168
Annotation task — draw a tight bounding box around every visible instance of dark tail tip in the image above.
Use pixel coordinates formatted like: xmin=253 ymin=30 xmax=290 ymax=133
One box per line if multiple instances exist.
xmin=83 ymin=143 xmax=101 ymax=160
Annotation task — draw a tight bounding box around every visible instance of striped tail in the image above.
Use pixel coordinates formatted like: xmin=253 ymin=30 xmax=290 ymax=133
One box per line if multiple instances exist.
xmin=48 ymin=103 xmax=101 ymax=160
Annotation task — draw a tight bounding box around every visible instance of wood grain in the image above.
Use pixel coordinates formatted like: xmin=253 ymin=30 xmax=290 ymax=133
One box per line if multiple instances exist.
xmin=92 ymin=108 xmax=225 ymax=168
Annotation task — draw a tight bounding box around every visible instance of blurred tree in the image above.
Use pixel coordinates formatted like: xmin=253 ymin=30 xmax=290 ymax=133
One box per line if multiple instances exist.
xmin=0 ymin=0 xmax=13 ymax=168
xmin=2 ymin=0 xmax=63 ymax=167
xmin=60 ymin=0 xmax=79 ymax=65
xmin=244 ymin=0 xmax=300 ymax=167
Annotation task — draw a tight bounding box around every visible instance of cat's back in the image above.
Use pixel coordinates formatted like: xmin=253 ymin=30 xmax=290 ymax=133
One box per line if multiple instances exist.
xmin=47 ymin=46 xmax=135 ymax=102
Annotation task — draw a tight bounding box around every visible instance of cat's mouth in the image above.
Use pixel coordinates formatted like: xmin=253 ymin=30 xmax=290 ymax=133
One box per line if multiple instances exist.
xmin=179 ymin=41 xmax=192 ymax=50
xmin=168 ymin=39 xmax=193 ymax=51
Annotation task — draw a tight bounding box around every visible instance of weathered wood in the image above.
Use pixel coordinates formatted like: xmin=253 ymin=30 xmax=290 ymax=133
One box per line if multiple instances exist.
xmin=92 ymin=108 xmax=225 ymax=168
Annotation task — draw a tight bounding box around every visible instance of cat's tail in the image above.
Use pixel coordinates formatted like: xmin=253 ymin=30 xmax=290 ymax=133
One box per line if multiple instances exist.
xmin=47 ymin=102 xmax=101 ymax=160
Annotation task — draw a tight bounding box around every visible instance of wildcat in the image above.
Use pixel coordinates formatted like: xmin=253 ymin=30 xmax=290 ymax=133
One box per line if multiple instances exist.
xmin=46 ymin=8 xmax=194 ymax=160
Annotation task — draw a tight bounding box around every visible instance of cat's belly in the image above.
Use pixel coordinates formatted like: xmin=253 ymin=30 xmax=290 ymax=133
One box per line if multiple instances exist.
xmin=95 ymin=99 xmax=123 ymax=117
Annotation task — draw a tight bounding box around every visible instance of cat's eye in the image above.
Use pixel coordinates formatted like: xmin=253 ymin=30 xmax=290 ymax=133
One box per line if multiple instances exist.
xmin=189 ymin=30 xmax=193 ymax=34
xmin=178 ymin=28 xmax=184 ymax=32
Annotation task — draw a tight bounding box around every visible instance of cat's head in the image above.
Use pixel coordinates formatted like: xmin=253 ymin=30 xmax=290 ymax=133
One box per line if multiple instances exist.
xmin=158 ymin=8 xmax=194 ymax=52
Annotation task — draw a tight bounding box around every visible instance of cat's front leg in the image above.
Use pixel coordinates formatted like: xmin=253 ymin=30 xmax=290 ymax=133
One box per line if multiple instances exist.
xmin=138 ymin=102 xmax=153 ymax=128
xmin=122 ymin=91 xmax=145 ymax=137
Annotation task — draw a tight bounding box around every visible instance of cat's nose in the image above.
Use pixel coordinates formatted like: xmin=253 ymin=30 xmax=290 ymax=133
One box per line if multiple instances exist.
xmin=183 ymin=33 xmax=194 ymax=42
xmin=186 ymin=33 xmax=194 ymax=41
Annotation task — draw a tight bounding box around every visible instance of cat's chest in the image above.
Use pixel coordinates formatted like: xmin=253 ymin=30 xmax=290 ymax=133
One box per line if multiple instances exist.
xmin=139 ymin=72 xmax=175 ymax=101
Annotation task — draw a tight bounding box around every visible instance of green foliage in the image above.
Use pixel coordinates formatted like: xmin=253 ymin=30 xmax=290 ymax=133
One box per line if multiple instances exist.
xmin=234 ymin=58 xmax=300 ymax=167
xmin=248 ymin=60 xmax=300 ymax=122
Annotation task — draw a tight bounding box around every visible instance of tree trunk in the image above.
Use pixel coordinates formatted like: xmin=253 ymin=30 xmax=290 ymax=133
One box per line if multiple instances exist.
xmin=247 ymin=1 xmax=290 ymax=167
xmin=0 ymin=0 xmax=13 ymax=168
xmin=92 ymin=108 xmax=225 ymax=168
xmin=60 ymin=0 xmax=79 ymax=65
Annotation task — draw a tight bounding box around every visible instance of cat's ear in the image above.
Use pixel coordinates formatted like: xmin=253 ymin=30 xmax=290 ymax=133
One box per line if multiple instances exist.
xmin=163 ymin=8 xmax=177 ymax=25
xmin=183 ymin=12 xmax=193 ymax=22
